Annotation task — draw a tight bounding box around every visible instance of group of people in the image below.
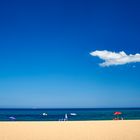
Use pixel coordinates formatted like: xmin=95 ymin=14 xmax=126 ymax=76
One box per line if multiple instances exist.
xmin=113 ymin=111 xmax=124 ymax=120
xmin=113 ymin=117 xmax=124 ymax=120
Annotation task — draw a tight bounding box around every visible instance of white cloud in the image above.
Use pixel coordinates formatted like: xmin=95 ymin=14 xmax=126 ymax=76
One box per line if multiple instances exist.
xmin=90 ymin=50 xmax=140 ymax=67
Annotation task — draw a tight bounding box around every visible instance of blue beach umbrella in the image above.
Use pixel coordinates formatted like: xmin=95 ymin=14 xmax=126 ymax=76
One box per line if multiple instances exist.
xmin=9 ymin=116 xmax=16 ymax=120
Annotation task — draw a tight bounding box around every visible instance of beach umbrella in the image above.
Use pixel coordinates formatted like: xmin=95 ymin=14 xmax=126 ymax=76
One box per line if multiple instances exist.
xmin=42 ymin=113 xmax=48 ymax=116
xmin=9 ymin=116 xmax=16 ymax=120
xmin=113 ymin=112 xmax=122 ymax=120
xmin=114 ymin=112 xmax=122 ymax=115
xmin=70 ymin=113 xmax=77 ymax=116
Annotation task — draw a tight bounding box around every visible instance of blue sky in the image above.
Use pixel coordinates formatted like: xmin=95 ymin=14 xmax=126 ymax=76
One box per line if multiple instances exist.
xmin=0 ymin=0 xmax=140 ymax=108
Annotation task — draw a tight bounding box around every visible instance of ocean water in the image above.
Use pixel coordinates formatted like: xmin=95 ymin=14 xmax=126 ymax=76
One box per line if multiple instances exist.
xmin=0 ymin=108 xmax=140 ymax=121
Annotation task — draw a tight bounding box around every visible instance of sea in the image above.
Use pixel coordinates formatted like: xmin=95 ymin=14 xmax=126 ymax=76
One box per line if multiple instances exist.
xmin=0 ymin=108 xmax=140 ymax=121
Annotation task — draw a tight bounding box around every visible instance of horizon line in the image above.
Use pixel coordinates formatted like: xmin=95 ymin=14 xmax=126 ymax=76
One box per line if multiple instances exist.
xmin=0 ymin=107 xmax=140 ymax=109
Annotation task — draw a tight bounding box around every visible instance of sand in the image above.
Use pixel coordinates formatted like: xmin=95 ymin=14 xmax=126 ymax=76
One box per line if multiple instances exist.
xmin=0 ymin=120 xmax=140 ymax=140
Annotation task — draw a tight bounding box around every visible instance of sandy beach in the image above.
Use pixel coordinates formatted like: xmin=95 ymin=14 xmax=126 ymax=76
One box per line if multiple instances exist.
xmin=0 ymin=120 xmax=140 ymax=140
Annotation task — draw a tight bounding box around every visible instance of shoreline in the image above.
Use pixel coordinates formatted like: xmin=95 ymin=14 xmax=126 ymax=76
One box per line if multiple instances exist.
xmin=0 ymin=119 xmax=140 ymax=122
xmin=0 ymin=118 xmax=140 ymax=122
